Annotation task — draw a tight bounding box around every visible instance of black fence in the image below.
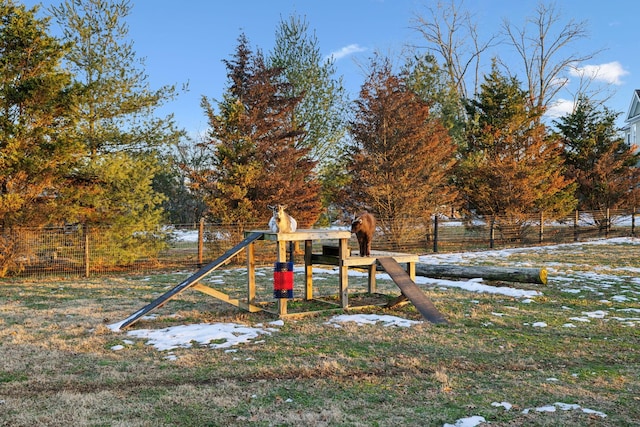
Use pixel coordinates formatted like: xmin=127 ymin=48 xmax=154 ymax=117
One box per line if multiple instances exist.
xmin=0 ymin=208 xmax=636 ymax=278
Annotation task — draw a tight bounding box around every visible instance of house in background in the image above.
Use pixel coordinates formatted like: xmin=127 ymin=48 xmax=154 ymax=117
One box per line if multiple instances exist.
xmin=623 ymin=90 xmax=640 ymax=158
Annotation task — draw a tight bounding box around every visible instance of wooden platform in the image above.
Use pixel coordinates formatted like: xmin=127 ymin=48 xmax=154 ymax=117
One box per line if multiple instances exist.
xmin=247 ymin=230 xmax=420 ymax=315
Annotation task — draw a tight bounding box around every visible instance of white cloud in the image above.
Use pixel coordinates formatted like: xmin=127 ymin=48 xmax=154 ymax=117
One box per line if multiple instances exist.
xmin=545 ymin=98 xmax=575 ymax=118
xmin=569 ymin=61 xmax=629 ymax=85
xmin=328 ymin=43 xmax=367 ymax=61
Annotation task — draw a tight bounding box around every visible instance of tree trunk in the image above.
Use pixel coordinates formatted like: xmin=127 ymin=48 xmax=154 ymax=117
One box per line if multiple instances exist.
xmin=415 ymin=264 xmax=547 ymax=285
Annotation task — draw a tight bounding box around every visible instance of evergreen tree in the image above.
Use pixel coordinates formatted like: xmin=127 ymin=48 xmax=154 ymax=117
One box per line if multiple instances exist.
xmin=554 ymin=97 xmax=640 ymax=214
xmin=342 ymin=56 xmax=457 ymax=246
xmin=269 ymin=14 xmax=348 ymax=166
xmin=458 ymin=63 xmax=576 ymax=237
xmin=50 ymin=0 xmax=181 ymax=157
xmin=269 ymin=15 xmax=349 ymax=224
xmin=193 ymin=34 xmax=321 ymax=229
xmin=0 ymin=1 xmax=79 ymax=230
xmin=49 ymin=0 xmax=183 ymax=262
xmin=153 ymin=142 xmax=208 ymax=225
xmin=404 ymin=53 xmax=466 ymax=149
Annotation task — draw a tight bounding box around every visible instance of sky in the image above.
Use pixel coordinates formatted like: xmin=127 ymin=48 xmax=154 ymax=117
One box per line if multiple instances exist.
xmin=24 ymin=0 xmax=640 ymax=138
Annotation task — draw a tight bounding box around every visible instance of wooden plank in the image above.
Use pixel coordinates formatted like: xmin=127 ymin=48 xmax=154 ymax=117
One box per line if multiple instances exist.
xmin=192 ymin=284 xmax=263 ymax=312
xmin=247 ymin=229 xmax=352 ymax=242
xmin=342 ymin=252 xmax=419 ymax=267
xmin=312 ymin=252 xmax=419 ymax=267
xmin=377 ymin=257 xmax=448 ymax=325
xmin=310 ymin=254 xmax=340 ymax=265
xmin=116 ymin=232 xmax=265 ymax=329
xmin=415 ymin=264 xmax=547 ymax=285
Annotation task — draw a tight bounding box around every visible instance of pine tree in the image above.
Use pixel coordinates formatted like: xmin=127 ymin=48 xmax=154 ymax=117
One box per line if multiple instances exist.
xmin=342 ymin=56 xmax=457 ymax=246
xmin=458 ymin=63 xmax=576 ymax=237
xmin=269 ymin=14 xmax=348 ymax=167
xmin=193 ymin=34 xmax=321 ymax=229
xmin=554 ymin=97 xmax=640 ymax=214
xmin=0 ymin=2 xmax=79 ymax=230
xmin=49 ymin=0 xmax=183 ymax=263
xmin=404 ymin=53 xmax=465 ymax=148
xmin=269 ymin=15 xmax=349 ymax=224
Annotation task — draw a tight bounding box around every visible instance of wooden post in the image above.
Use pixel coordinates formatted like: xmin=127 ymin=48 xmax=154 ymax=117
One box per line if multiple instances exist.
xmin=632 ymin=207 xmax=636 ymax=237
xmin=246 ymin=240 xmax=256 ymax=306
xmin=433 ymin=214 xmax=439 ymax=253
xmin=539 ymin=211 xmax=544 ymax=244
xmin=489 ymin=216 xmax=495 ymax=249
xmin=304 ymin=240 xmax=313 ymax=300
xmin=574 ymin=210 xmax=579 ymax=242
xmin=276 ymin=239 xmax=288 ymax=316
xmin=83 ymin=224 xmax=90 ymax=278
xmin=338 ymin=237 xmax=349 ymax=308
xmin=605 ymin=208 xmax=610 ymax=238
xmin=368 ymin=264 xmax=376 ymax=294
xmin=197 ymin=218 xmax=204 ymax=267
xmin=406 ymin=261 xmax=416 ymax=281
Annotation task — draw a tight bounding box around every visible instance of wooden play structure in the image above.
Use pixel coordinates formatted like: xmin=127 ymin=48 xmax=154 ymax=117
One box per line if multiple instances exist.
xmin=115 ymin=229 xmax=448 ymax=329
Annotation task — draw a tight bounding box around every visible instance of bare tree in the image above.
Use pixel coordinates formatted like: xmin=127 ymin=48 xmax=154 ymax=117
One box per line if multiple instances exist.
xmin=411 ymin=0 xmax=498 ymax=101
xmin=501 ymin=2 xmax=601 ymax=112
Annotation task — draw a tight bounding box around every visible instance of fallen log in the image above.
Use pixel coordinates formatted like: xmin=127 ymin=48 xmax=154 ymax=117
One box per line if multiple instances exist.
xmin=415 ymin=264 xmax=547 ymax=285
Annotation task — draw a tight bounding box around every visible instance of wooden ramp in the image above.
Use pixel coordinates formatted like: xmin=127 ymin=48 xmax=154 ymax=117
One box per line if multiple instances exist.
xmin=114 ymin=232 xmax=264 ymax=330
xmin=377 ymin=257 xmax=448 ymax=324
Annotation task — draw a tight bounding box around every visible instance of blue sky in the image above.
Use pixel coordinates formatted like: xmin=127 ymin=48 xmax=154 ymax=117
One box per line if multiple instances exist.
xmin=25 ymin=0 xmax=639 ymax=137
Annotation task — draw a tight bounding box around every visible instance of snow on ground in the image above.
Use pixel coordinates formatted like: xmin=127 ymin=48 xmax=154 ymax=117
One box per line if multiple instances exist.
xmin=444 ymin=401 xmax=607 ymax=427
xmin=108 ymin=237 xmax=637 ymax=425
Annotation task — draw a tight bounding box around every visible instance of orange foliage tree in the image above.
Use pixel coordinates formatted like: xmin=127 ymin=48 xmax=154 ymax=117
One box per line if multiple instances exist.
xmin=341 ymin=56 xmax=458 ymax=247
xmin=554 ymin=97 xmax=640 ymax=219
xmin=457 ymin=63 xmax=576 ymax=238
xmin=191 ymin=34 xmax=321 ymax=229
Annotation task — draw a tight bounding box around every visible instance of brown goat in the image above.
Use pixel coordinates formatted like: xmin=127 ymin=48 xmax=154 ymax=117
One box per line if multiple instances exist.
xmin=351 ymin=213 xmax=375 ymax=256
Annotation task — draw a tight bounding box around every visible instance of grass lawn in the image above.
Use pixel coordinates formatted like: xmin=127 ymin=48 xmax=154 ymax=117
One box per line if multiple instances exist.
xmin=0 ymin=238 xmax=638 ymax=426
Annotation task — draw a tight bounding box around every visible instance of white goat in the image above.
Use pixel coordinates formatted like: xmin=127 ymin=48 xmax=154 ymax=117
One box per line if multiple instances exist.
xmin=268 ymin=204 xmax=297 ymax=233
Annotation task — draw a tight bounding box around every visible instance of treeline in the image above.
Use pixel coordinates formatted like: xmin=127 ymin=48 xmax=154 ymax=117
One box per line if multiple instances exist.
xmin=1 ymin=0 xmax=639 ymax=276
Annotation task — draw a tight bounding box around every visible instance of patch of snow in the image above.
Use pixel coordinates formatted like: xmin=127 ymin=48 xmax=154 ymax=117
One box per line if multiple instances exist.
xmin=325 ymin=314 xmax=421 ymax=328
xmin=443 ymin=415 xmax=486 ymax=427
xmin=491 ymin=401 xmax=513 ymax=410
xmin=522 ymin=402 xmax=606 ymax=418
xmin=126 ymin=322 xmax=279 ymax=352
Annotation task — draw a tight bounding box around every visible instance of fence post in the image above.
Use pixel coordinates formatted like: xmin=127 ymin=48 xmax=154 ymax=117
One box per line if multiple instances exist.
xmin=433 ymin=214 xmax=439 ymax=253
xmin=83 ymin=224 xmax=90 ymax=278
xmin=198 ymin=218 xmax=204 ymax=267
xmin=574 ymin=210 xmax=579 ymax=242
xmin=489 ymin=216 xmax=495 ymax=249
xmin=605 ymin=208 xmax=610 ymax=238
xmin=539 ymin=211 xmax=544 ymax=244
xmin=632 ymin=207 xmax=636 ymax=237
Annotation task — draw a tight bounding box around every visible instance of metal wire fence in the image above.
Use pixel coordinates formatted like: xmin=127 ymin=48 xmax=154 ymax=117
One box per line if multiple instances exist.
xmin=0 ymin=208 xmax=636 ymax=278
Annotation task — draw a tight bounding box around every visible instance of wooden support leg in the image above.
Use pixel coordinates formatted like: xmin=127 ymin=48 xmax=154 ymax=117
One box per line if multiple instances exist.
xmin=339 ymin=238 xmax=349 ymax=308
xmin=277 ymin=240 xmax=288 ymax=316
xmin=304 ymin=240 xmax=313 ymax=300
xmin=407 ymin=262 xmax=416 ymax=280
xmin=246 ymin=241 xmax=256 ymax=306
xmin=368 ymin=264 xmax=377 ymax=293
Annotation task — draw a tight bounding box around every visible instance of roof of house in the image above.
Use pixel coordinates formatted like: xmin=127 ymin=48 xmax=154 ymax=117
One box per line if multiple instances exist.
xmin=625 ymin=89 xmax=640 ymax=122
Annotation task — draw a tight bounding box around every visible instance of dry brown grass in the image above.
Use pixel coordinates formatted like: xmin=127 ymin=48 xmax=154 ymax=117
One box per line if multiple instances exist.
xmin=1 ymin=240 xmax=639 ymax=426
